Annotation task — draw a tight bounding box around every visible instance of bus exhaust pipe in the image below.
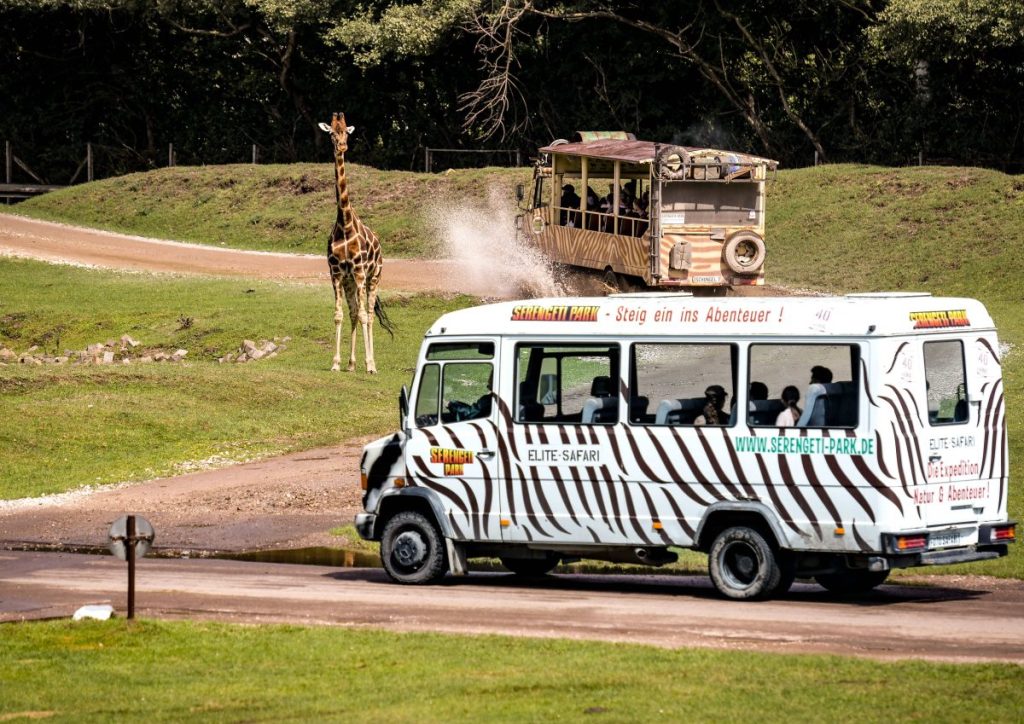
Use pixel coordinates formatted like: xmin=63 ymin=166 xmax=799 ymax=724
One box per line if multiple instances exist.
xmin=635 ymin=548 xmax=678 ymax=566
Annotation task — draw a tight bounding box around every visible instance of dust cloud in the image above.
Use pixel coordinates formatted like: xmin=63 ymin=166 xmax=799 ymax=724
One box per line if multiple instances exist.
xmin=428 ymin=186 xmax=568 ymax=299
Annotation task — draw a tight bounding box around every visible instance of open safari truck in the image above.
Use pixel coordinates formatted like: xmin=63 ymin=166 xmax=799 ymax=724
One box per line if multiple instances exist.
xmin=516 ymin=131 xmax=778 ymax=290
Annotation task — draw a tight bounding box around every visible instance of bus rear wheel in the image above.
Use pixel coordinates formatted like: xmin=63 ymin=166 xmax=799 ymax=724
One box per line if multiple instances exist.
xmin=380 ymin=511 xmax=448 ymax=584
xmin=708 ymin=526 xmax=782 ymax=600
xmin=814 ymin=570 xmax=889 ymax=595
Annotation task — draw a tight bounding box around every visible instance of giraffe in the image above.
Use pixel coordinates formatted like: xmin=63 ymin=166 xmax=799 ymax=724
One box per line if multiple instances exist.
xmin=318 ymin=113 xmax=390 ymax=373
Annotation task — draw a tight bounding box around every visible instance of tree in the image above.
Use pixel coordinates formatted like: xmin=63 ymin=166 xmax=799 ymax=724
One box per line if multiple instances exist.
xmin=460 ymin=0 xmax=881 ymax=163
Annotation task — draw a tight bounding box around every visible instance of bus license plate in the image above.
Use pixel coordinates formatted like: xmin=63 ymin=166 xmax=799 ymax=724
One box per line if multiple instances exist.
xmin=929 ymin=529 xmax=964 ymax=550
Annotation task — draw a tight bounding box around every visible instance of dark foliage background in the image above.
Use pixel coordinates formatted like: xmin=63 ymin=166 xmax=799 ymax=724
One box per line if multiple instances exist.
xmin=1 ymin=0 xmax=1021 ymax=181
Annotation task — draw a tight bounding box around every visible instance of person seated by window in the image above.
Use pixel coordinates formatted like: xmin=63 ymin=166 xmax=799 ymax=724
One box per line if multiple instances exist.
xmin=775 ymin=385 xmax=802 ymax=427
xmin=559 ymin=184 xmax=581 ymax=227
xmin=796 ymin=366 xmax=833 ymax=426
xmin=586 ymin=186 xmax=602 ymax=230
xmin=748 ymin=381 xmax=768 ymax=410
xmin=694 ymin=384 xmax=728 ymax=426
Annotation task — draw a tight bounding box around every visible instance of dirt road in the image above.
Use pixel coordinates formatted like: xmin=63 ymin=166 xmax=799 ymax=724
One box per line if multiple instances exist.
xmin=0 ymin=213 xmax=494 ymax=294
xmin=4 ymin=550 xmax=1024 ymax=664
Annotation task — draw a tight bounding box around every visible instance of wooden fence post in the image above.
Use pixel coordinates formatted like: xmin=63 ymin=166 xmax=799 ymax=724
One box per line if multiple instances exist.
xmin=168 ymin=143 xmax=174 ymax=167
xmin=87 ymin=143 xmax=94 ymax=182
xmin=5 ymin=141 xmax=11 ymax=184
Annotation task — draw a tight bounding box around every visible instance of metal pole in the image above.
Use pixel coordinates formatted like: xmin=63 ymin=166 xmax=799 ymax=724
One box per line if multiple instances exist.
xmin=918 ymin=151 xmax=923 ymax=167
xmin=516 ymin=150 xmax=522 ymax=167
xmin=425 ymin=148 xmax=430 ymax=173
xmin=127 ymin=514 xmax=136 ymax=619
xmin=168 ymin=143 xmax=174 ymax=168
xmin=814 ymin=150 xmax=819 ymax=167
xmin=252 ymin=144 xmax=257 ymax=164
xmin=5 ymin=141 xmax=11 ymax=184
xmin=87 ymin=143 xmax=93 ymax=182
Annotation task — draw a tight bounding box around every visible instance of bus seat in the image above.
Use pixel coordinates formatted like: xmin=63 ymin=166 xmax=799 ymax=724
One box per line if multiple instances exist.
xmin=749 ymin=399 xmax=785 ymax=425
xmin=582 ymin=396 xmax=618 ymax=424
xmin=518 ymin=381 xmax=544 ymax=422
xmin=590 ymin=375 xmax=613 ymax=397
xmin=823 ymin=382 xmax=858 ymax=427
xmin=629 ymin=396 xmax=650 ymax=423
xmin=654 ymin=398 xmax=705 ymax=425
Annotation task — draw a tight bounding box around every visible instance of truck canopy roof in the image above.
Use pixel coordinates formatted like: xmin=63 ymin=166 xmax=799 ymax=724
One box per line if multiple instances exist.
xmin=539 ymin=135 xmax=778 ymax=169
xmin=426 ymin=293 xmax=995 ymax=340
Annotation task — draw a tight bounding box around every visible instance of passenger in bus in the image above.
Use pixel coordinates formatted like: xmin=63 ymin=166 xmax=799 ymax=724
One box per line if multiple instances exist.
xmin=775 ymin=385 xmax=802 ymax=427
xmin=796 ymin=366 xmax=832 ymax=426
xmin=586 ymin=186 xmax=602 ymax=230
xmin=560 ymin=184 xmax=581 ymax=227
xmin=695 ymin=384 xmax=728 ymax=426
xmin=748 ymin=381 xmax=768 ymax=409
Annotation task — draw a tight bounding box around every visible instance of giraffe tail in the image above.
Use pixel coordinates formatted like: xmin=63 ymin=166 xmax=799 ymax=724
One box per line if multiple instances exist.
xmin=374 ymin=297 xmax=396 ymax=338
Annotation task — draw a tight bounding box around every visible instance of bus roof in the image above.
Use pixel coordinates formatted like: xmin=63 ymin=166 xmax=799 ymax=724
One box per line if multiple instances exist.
xmin=425 ymin=294 xmax=996 ymax=340
xmin=538 ymin=137 xmax=778 ymax=168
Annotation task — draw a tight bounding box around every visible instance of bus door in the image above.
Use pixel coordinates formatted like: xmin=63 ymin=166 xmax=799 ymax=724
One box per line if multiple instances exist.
xmin=405 ymin=339 xmax=503 ymax=542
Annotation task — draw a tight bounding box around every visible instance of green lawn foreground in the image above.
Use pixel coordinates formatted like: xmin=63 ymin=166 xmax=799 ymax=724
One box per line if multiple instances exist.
xmin=0 ymin=256 xmax=469 ymax=499
xmin=1 ymin=620 xmax=1021 ymax=722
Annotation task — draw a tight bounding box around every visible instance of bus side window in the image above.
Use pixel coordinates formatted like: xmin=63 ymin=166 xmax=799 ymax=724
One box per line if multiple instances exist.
xmin=747 ymin=344 xmax=860 ymax=428
xmin=516 ymin=343 xmax=619 ymax=424
xmin=415 ymin=363 xmax=441 ymax=427
xmin=631 ymin=343 xmax=736 ymax=426
xmin=924 ymin=340 xmax=968 ymax=425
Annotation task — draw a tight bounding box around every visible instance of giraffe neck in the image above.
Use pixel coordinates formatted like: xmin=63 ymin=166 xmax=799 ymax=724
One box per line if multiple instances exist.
xmin=333 ymin=153 xmax=357 ymax=239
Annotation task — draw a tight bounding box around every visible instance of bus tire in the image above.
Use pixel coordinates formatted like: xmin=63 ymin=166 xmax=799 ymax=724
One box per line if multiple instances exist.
xmin=814 ymin=570 xmax=889 ymax=595
xmin=380 ymin=511 xmax=448 ymax=584
xmin=708 ymin=526 xmax=782 ymax=600
xmin=723 ymin=232 xmax=766 ymax=274
xmin=500 ymin=554 xmax=560 ymax=577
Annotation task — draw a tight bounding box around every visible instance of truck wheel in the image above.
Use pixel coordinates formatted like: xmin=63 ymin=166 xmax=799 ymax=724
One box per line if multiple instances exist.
xmin=380 ymin=511 xmax=448 ymax=584
xmin=708 ymin=526 xmax=782 ymax=600
xmin=602 ymin=269 xmax=622 ymax=293
xmin=723 ymin=232 xmax=766 ymax=274
xmin=814 ymin=570 xmax=889 ymax=595
xmin=500 ymin=554 xmax=560 ymax=577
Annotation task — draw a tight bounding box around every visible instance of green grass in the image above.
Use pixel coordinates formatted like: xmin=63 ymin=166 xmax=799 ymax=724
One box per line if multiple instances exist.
xmin=14 ymin=163 xmax=531 ymax=258
xmin=0 ymin=257 xmax=474 ymax=499
xmin=2 ymin=619 xmax=1021 ymax=721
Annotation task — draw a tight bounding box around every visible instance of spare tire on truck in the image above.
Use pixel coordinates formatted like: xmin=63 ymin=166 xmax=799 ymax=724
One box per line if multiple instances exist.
xmin=723 ymin=231 xmax=766 ymax=274
xmin=656 ymin=145 xmax=689 ymax=181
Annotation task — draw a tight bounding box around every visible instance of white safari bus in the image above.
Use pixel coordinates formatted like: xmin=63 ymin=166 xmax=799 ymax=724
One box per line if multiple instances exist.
xmin=356 ymin=293 xmax=1014 ymax=599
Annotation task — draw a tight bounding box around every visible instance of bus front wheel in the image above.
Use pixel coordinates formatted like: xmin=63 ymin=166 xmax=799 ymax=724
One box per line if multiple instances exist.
xmin=380 ymin=511 xmax=448 ymax=584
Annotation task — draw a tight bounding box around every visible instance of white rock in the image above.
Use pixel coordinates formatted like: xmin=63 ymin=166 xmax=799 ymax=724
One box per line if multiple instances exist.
xmin=73 ymin=604 xmax=115 ymax=621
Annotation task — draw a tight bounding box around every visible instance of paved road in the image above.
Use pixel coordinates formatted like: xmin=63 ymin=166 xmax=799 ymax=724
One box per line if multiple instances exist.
xmin=3 ymin=551 xmax=1023 ymax=664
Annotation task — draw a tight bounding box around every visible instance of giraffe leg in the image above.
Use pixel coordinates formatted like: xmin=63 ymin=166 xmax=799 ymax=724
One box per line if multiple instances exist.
xmin=330 ymin=274 xmax=345 ymax=372
xmin=343 ymin=276 xmax=361 ymax=372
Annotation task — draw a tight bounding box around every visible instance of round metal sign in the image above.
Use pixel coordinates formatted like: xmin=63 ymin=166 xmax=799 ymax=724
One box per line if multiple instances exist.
xmin=108 ymin=515 xmax=155 ymax=561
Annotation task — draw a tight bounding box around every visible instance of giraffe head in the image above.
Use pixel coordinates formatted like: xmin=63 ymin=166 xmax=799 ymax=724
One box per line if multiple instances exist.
xmin=318 ymin=113 xmax=356 ymax=155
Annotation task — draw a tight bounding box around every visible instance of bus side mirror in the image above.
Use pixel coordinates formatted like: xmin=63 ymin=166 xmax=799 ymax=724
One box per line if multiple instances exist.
xmin=515 ymin=183 xmax=525 ymax=202
xmin=399 ymin=385 xmax=410 ymax=432
xmin=515 ymin=214 xmax=524 ymax=232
